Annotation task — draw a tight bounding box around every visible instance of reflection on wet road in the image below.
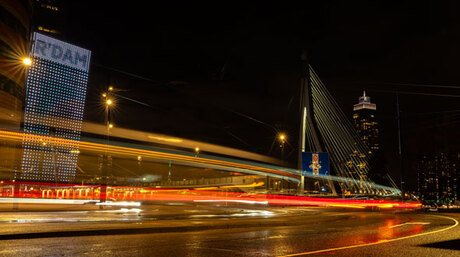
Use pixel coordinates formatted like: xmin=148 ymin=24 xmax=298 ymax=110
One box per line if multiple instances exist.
xmin=0 ymin=207 xmax=457 ymax=256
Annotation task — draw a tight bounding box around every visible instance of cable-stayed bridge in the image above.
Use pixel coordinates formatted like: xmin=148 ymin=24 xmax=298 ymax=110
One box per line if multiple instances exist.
xmin=0 ymin=59 xmax=401 ymax=198
xmin=299 ymin=62 xmax=397 ymax=197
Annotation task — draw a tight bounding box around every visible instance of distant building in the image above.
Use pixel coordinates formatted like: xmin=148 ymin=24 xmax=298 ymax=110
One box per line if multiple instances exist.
xmin=0 ymin=1 xmax=33 ymax=180
xmin=353 ymin=91 xmax=379 ymax=154
xmin=0 ymin=0 xmax=32 ymax=129
xmin=33 ymin=0 xmax=66 ymax=36
xmin=417 ymin=153 xmax=458 ymax=204
xmin=17 ymin=32 xmax=91 ymax=182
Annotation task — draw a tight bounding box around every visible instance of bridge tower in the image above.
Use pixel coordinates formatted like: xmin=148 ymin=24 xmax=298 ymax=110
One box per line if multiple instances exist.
xmin=298 ymin=51 xmax=337 ymax=195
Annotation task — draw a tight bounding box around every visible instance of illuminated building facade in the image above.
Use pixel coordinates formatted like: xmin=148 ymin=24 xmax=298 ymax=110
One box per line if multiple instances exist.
xmin=33 ymin=0 xmax=65 ymax=36
xmin=352 ymin=91 xmax=379 ymax=154
xmin=18 ymin=32 xmax=91 ymax=182
xmin=417 ymin=153 xmax=458 ymax=204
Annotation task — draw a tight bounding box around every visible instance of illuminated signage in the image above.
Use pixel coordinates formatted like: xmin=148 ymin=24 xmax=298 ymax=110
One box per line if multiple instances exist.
xmin=301 ymin=152 xmax=330 ymax=176
xmin=18 ymin=33 xmax=91 ymax=182
xmin=32 ymin=32 xmax=91 ymax=72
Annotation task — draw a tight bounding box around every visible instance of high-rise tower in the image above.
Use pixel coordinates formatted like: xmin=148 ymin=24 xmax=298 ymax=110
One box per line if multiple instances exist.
xmin=33 ymin=0 xmax=66 ymax=36
xmin=18 ymin=32 xmax=91 ymax=182
xmin=353 ymin=91 xmax=379 ymax=154
xmin=417 ymin=153 xmax=458 ymax=204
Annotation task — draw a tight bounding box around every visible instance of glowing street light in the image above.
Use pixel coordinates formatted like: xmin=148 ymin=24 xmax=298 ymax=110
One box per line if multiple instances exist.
xmin=278 ymin=133 xmax=286 ymax=160
xmin=279 ymin=134 xmax=286 ymax=141
xmin=101 ymin=86 xmax=115 ymax=204
xmin=194 ymin=147 xmax=200 ymax=157
xmin=22 ymin=57 xmax=32 ymax=66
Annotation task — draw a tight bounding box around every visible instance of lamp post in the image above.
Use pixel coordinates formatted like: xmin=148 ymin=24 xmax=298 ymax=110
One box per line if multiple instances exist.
xmin=100 ymin=86 xmax=114 ymax=203
xmin=396 ymin=93 xmax=405 ymax=201
xmin=194 ymin=147 xmax=200 ymax=157
xmin=279 ymin=133 xmax=286 ymax=161
xmin=106 ymin=97 xmax=113 ymax=139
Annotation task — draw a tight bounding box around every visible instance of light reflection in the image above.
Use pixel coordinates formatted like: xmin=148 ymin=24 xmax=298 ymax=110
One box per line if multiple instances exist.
xmin=96 ymin=201 xmax=141 ymax=207
xmin=120 ymin=208 xmax=142 ymax=212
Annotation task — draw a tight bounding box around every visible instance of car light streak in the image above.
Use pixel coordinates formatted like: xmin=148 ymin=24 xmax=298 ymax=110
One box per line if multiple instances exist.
xmin=0 ymin=130 xmax=297 ymax=179
xmin=0 ymin=130 xmax=420 ymax=210
xmin=193 ymin=200 xmax=269 ymax=205
xmin=0 ymin=180 xmax=421 ymax=210
xmin=0 ymin=130 xmax=403 ymax=194
xmin=0 ymin=198 xmax=95 ymax=204
xmin=96 ymin=201 xmax=141 ymax=207
xmin=220 ymin=182 xmax=265 ymax=188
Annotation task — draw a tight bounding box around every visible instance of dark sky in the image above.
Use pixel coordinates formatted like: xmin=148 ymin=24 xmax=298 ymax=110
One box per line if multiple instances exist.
xmin=56 ymin=1 xmax=459 ymax=190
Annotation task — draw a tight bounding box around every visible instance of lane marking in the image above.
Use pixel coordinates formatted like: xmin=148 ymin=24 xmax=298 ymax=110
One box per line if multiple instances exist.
xmin=389 ymin=222 xmax=430 ymax=228
xmin=278 ymin=215 xmax=458 ymax=257
xmin=196 ymin=247 xmax=233 ymax=252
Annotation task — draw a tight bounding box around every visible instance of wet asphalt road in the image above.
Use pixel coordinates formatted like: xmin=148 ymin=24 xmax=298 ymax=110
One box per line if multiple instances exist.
xmin=0 ymin=205 xmax=458 ymax=256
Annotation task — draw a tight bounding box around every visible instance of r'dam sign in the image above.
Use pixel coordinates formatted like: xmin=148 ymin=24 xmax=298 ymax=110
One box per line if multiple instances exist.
xmin=31 ymin=32 xmax=91 ymax=72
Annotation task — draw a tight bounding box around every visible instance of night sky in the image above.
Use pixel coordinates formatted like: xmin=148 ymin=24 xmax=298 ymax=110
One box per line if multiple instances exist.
xmin=56 ymin=1 xmax=459 ymax=190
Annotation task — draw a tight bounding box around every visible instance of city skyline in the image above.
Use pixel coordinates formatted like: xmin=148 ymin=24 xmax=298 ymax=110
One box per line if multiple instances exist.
xmin=65 ymin=1 xmax=459 ymax=191
xmin=0 ymin=1 xmax=456 ymax=192
xmin=0 ymin=1 xmax=453 ymax=191
xmin=0 ymin=2 xmax=458 ymax=257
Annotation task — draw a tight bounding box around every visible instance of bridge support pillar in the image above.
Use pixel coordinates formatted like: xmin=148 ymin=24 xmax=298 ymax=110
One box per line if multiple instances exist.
xmin=300 ymin=175 xmax=305 ymax=195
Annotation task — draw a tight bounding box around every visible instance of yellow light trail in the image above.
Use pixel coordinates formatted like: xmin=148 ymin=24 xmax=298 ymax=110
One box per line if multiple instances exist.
xmin=220 ymin=182 xmax=265 ymax=189
xmin=0 ymin=130 xmax=297 ymax=179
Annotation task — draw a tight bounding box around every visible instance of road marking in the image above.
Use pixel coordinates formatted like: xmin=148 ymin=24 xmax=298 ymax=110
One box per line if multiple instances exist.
xmin=389 ymin=222 xmax=430 ymax=228
xmin=278 ymin=215 xmax=458 ymax=257
xmin=197 ymin=247 xmax=233 ymax=252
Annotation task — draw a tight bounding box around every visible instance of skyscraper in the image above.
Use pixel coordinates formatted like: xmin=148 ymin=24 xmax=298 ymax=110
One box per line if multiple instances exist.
xmin=33 ymin=0 xmax=66 ymax=36
xmin=352 ymin=91 xmax=379 ymax=154
xmin=417 ymin=153 xmax=458 ymax=204
xmin=18 ymin=32 xmax=91 ymax=182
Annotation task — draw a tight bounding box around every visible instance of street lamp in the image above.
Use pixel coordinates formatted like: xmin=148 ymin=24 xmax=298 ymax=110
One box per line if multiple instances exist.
xmin=195 ymin=147 xmax=200 ymax=157
xmin=279 ymin=134 xmax=285 ymax=141
xmin=278 ymin=133 xmax=286 ymax=160
xmin=22 ymin=57 xmax=32 ymax=66
xmin=100 ymin=86 xmax=115 ymax=204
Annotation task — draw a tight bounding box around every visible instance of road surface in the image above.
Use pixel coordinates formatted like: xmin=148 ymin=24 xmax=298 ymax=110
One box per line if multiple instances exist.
xmin=0 ymin=204 xmax=457 ymax=256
